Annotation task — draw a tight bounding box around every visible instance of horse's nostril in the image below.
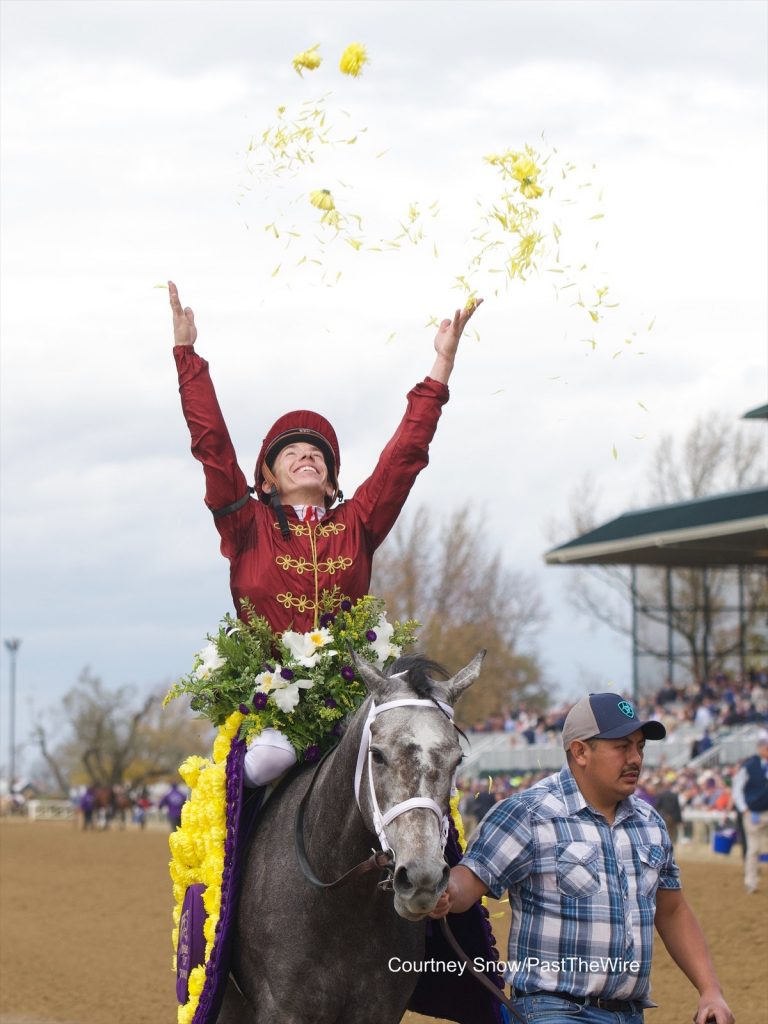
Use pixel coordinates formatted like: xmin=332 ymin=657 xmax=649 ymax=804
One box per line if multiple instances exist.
xmin=394 ymin=865 xmax=414 ymax=892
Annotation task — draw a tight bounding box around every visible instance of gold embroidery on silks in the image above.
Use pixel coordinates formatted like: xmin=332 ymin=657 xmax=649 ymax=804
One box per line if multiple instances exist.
xmin=318 ymin=556 xmax=353 ymax=575
xmin=272 ymin=520 xmax=311 ymax=538
xmin=316 ymin=522 xmax=346 ymax=537
xmin=276 ymin=555 xmax=315 ymax=574
xmin=272 ymin=518 xmax=354 ymax=628
xmin=276 ymin=589 xmax=350 ymax=614
xmin=271 ymin=519 xmax=346 ymax=538
xmin=277 ymin=592 xmax=317 ymax=612
xmin=276 ymin=555 xmax=352 ymax=575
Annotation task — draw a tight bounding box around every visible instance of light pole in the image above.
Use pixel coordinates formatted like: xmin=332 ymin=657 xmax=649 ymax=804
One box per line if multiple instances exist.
xmin=4 ymin=639 xmax=21 ymax=793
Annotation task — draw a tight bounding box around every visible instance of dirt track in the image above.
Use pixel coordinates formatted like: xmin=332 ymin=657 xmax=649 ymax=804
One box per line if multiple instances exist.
xmin=0 ymin=821 xmax=766 ymax=1024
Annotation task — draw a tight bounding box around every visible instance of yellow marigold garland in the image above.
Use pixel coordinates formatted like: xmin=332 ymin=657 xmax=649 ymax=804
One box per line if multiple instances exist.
xmin=170 ymin=710 xmax=244 ymax=1024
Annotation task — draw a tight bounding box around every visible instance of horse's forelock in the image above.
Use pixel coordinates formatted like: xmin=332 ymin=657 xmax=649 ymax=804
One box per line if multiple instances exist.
xmin=385 ymin=654 xmax=448 ymax=701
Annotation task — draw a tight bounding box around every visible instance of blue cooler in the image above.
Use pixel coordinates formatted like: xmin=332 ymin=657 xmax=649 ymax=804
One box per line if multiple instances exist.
xmin=712 ymin=830 xmax=736 ymax=854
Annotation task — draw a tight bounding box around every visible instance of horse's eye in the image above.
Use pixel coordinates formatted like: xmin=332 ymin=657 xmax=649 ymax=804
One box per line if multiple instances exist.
xmin=370 ymin=748 xmax=386 ymax=765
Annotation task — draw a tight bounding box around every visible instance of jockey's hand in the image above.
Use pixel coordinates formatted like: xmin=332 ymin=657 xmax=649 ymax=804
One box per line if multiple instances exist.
xmin=169 ymin=280 xmax=197 ymax=347
xmin=430 ymin=298 xmax=483 ymax=384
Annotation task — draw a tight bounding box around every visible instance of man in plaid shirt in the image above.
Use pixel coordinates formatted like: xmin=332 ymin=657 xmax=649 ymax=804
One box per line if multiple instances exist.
xmin=431 ymin=693 xmax=734 ymax=1024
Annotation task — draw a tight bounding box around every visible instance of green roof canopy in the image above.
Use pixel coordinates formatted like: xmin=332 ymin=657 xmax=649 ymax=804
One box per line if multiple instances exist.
xmin=743 ymin=404 xmax=768 ymax=420
xmin=545 ymin=487 xmax=768 ymax=567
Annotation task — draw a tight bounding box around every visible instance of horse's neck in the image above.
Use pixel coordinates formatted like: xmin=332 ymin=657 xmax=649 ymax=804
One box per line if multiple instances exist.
xmin=306 ymin=698 xmax=373 ymax=852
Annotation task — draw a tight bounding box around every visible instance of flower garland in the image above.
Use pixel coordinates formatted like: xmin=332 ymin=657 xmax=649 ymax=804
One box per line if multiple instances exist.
xmin=165 ymin=593 xmax=419 ymax=763
xmin=170 ymin=710 xmax=243 ymax=1024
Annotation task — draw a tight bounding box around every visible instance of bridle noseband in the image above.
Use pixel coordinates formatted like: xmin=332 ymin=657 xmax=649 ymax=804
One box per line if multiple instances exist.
xmin=353 ymin=696 xmax=455 ymax=858
xmin=294 ymin=695 xmax=455 ymax=891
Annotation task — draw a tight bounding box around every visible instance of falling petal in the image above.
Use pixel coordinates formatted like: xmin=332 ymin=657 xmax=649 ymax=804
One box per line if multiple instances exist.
xmin=153 ymin=283 xmax=168 ymax=289
xmin=339 ymin=42 xmax=369 ymax=77
xmin=637 ymin=401 xmax=648 ymax=412
xmin=647 ymin=317 xmax=656 ymax=331
xmin=271 ymin=265 xmax=281 ymax=277
xmin=612 ymin=444 xmax=618 ymax=460
xmin=292 ymin=44 xmax=322 ymax=76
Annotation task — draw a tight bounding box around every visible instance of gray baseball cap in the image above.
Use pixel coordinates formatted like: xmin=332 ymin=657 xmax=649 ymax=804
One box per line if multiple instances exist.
xmin=562 ymin=693 xmax=666 ymax=750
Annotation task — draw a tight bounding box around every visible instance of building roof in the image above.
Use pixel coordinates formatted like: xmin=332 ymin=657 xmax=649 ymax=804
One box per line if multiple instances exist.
xmin=545 ymin=487 xmax=768 ymax=567
xmin=743 ymin=404 xmax=768 ymax=420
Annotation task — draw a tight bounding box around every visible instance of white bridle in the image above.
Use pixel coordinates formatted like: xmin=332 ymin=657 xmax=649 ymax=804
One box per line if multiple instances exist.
xmin=353 ymin=695 xmax=455 ymax=856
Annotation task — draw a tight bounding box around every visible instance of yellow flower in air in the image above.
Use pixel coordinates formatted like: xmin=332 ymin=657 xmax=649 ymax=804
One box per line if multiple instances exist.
xmin=310 ymin=189 xmax=335 ymax=211
xmin=339 ymin=42 xmax=369 ymax=77
xmin=511 ymin=154 xmax=543 ymax=199
xmin=293 ymin=43 xmax=322 ymax=76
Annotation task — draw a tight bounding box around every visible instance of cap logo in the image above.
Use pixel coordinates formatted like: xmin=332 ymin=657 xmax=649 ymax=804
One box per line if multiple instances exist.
xmin=618 ymin=700 xmax=635 ymax=719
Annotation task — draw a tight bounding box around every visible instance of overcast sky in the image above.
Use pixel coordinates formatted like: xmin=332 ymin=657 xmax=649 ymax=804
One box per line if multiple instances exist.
xmin=1 ymin=0 xmax=766 ymax=779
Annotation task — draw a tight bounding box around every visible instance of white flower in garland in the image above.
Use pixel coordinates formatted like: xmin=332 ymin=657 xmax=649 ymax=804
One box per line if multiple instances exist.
xmin=194 ymin=642 xmax=226 ymax=680
xmin=253 ymin=666 xmax=283 ymax=693
xmin=368 ymin=616 xmax=401 ymax=667
xmin=282 ymin=627 xmax=335 ymax=667
xmin=271 ymin=678 xmax=313 ymax=713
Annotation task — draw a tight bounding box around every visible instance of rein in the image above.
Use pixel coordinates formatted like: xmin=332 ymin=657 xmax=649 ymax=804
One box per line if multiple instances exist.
xmin=294 ymin=744 xmax=395 ymax=890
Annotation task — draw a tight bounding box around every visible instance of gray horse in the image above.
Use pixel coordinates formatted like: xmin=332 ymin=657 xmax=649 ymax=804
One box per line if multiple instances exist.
xmin=218 ymin=651 xmax=485 ymax=1024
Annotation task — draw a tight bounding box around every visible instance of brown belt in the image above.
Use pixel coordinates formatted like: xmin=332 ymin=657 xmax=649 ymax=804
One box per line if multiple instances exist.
xmin=520 ymin=991 xmax=641 ymax=1013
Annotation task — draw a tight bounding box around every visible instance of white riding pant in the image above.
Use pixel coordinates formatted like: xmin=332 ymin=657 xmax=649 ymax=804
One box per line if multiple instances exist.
xmin=243 ymin=728 xmax=297 ymax=787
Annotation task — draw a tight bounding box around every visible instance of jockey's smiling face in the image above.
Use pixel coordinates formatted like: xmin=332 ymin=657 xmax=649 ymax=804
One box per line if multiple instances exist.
xmin=267 ymin=442 xmax=334 ymax=506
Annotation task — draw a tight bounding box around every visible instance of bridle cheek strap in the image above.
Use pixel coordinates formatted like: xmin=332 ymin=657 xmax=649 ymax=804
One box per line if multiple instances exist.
xmin=354 ymin=696 xmax=455 ymax=856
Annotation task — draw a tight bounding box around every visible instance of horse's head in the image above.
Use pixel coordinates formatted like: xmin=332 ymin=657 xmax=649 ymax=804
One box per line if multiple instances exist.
xmin=350 ymin=650 xmax=484 ymax=921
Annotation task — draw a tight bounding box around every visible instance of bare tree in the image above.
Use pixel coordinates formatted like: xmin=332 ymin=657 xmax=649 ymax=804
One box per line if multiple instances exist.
xmin=31 ymin=668 xmax=212 ymax=795
xmin=371 ymin=505 xmax=548 ymax=728
xmin=552 ymin=414 xmax=767 ymax=689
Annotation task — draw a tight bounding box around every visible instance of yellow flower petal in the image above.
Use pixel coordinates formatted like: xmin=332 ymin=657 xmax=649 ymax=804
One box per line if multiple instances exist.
xmin=339 ymin=42 xmax=369 ymax=77
xmin=292 ymin=43 xmax=322 ymax=76
xmin=309 ymin=189 xmax=335 ymax=211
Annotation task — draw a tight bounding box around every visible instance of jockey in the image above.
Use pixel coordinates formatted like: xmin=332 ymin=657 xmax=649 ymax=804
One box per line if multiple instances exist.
xmin=169 ymin=281 xmax=481 ymax=787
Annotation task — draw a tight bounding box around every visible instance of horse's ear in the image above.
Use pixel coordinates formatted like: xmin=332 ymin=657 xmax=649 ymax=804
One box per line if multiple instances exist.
xmin=348 ymin=650 xmax=395 ymax=701
xmin=440 ymin=650 xmax=486 ymax=706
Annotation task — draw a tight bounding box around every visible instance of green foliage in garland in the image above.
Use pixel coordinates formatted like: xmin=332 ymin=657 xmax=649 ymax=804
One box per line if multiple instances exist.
xmin=165 ymin=591 xmax=419 ymax=762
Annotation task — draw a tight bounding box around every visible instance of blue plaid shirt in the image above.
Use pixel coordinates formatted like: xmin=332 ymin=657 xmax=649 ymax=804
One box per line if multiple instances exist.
xmin=463 ymin=766 xmax=680 ymax=1005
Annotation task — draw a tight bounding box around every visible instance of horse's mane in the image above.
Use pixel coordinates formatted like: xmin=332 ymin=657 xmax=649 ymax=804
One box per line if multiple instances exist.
xmin=385 ymin=653 xmax=449 ymax=701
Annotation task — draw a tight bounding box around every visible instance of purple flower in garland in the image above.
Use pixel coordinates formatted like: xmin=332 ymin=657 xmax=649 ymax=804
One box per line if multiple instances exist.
xmin=280 ymin=667 xmax=295 ymax=680
xmin=340 ymin=599 xmax=352 ymax=612
xmin=331 ymin=722 xmax=344 ymax=738
xmin=252 ymin=692 xmax=269 ymax=710
xmin=341 ymin=666 xmax=355 ymax=682
xmin=324 ymin=697 xmax=337 ymax=709
xmin=238 ymin=703 xmax=251 ymax=715
xmin=263 ymin=663 xmax=275 ymax=673
xmin=319 ymin=612 xmax=335 ymax=628
xmin=304 ymin=744 xmax=321 ymax=763
xmin=365 ymin=629 xmax=377 ymax=642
